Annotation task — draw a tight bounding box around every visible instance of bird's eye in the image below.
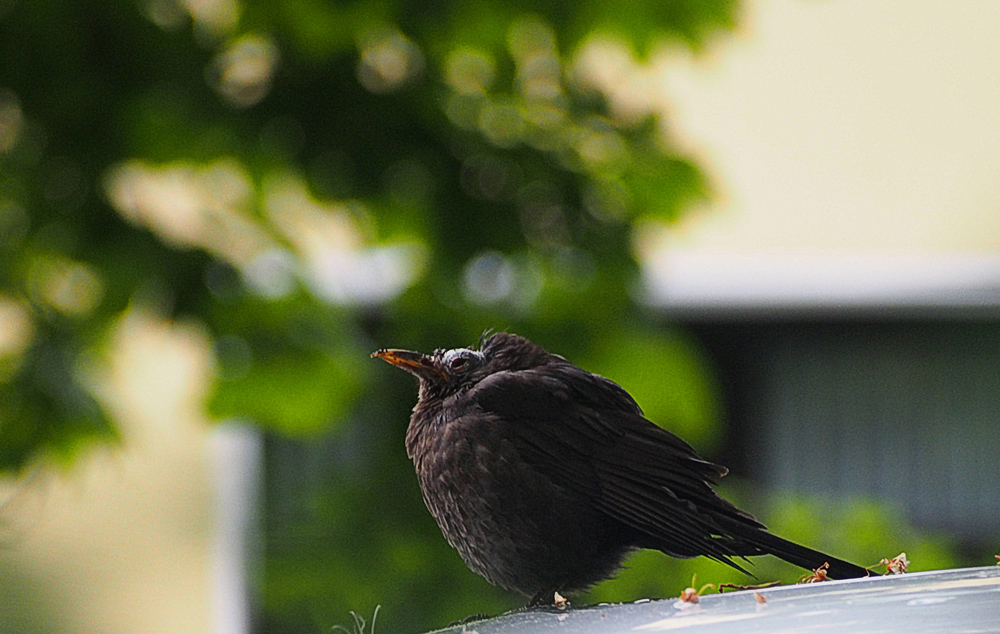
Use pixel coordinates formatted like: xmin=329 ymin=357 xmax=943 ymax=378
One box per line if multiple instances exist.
xmin=449 ymin=357 xmax=468 ymax=370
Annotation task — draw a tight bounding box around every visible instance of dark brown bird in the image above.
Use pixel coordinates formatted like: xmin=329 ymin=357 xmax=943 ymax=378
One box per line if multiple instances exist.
xmin=373 ymin=332 xmax=870 ymax=605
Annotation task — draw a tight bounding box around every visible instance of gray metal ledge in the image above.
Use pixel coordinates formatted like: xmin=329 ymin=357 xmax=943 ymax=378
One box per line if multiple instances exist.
xmin=431 ymin=566 xmax=1000 ymax=633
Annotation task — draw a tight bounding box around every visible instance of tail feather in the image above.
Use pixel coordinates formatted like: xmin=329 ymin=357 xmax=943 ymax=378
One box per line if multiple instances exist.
xmin=709 ymin=511 xmax=873 ymax=579
xmin=736 ymin=527 xmax=872 ymax=579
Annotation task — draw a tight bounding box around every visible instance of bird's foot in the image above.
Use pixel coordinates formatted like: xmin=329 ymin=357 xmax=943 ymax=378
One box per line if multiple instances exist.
xmin=526 ymin=589 xmax=568 ymax=608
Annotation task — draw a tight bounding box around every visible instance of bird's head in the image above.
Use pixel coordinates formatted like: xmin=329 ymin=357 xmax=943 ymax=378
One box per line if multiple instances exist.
xmin=372 ymin=332 xmax=552 ymax=399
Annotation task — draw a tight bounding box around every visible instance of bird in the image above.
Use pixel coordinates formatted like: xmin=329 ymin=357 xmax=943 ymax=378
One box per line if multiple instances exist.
xmin=372 ymin=331 xmax=871 ymax=605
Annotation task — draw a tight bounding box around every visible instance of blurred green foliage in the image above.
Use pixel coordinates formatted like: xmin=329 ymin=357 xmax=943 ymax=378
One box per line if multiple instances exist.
xmin=0 ymin=1 xmax=980 ymax=634
xmin=0 ymin=0 xmax=733 ymax=470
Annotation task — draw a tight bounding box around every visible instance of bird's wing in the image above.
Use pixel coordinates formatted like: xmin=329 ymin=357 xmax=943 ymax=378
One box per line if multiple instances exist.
xmin=466 ymin=365 xmax=763 ymax=566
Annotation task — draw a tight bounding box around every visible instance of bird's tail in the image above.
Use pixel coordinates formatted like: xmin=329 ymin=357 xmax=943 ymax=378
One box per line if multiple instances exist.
xmin=737 ymin=527 xmax=872 ymax=580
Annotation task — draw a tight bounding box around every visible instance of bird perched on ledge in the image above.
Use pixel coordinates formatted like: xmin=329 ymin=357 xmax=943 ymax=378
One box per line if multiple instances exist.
xmin=373 ymin=332 xmax=870 ymax=605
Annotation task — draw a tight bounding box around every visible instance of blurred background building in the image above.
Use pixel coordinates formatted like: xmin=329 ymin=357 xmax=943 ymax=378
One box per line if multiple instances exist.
xmin=637 ymin=0 xmax=1000 ymax=548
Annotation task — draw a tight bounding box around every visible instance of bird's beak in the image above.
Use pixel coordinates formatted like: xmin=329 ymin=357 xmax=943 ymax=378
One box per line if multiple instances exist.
xmin=371 ymin=348 xmax=445 ymax=382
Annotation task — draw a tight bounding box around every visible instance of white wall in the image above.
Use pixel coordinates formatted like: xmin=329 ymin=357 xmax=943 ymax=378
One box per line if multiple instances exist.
xmin=639 ymin=0 xmax=1000 ymax=310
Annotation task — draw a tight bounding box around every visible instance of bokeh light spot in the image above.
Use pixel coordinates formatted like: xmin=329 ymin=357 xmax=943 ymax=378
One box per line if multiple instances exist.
xmin=103 ymin=158 xmax=272 ymax=269
xmin=208 ymin=34 xmax=280 ymax=108
xmin=517 ymin=181 xmax=570 ymax=248
xmin=242 ymin=248 xmax=297 ymax=299
xmin=0 ymin=296 xmax=33 ymax=360
xmin=357 ymin=27 xmax=424 ymax=94
xmin=27 ymin=257 xmax=104 ymax=316
xmin=463 ymin=251 xmax=515 ymax=305
xmin=517 ymin=52 xmax=562 ymax=101
xmin=444 ymin=48 xmax=496 ymax=96
xmin=507 ymin=17 xmax=557 ymax=61
xmin=262 ymin=173 xmax=424 ymax=305
xmin=184 ymin=0 xmax=240 ymax=36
